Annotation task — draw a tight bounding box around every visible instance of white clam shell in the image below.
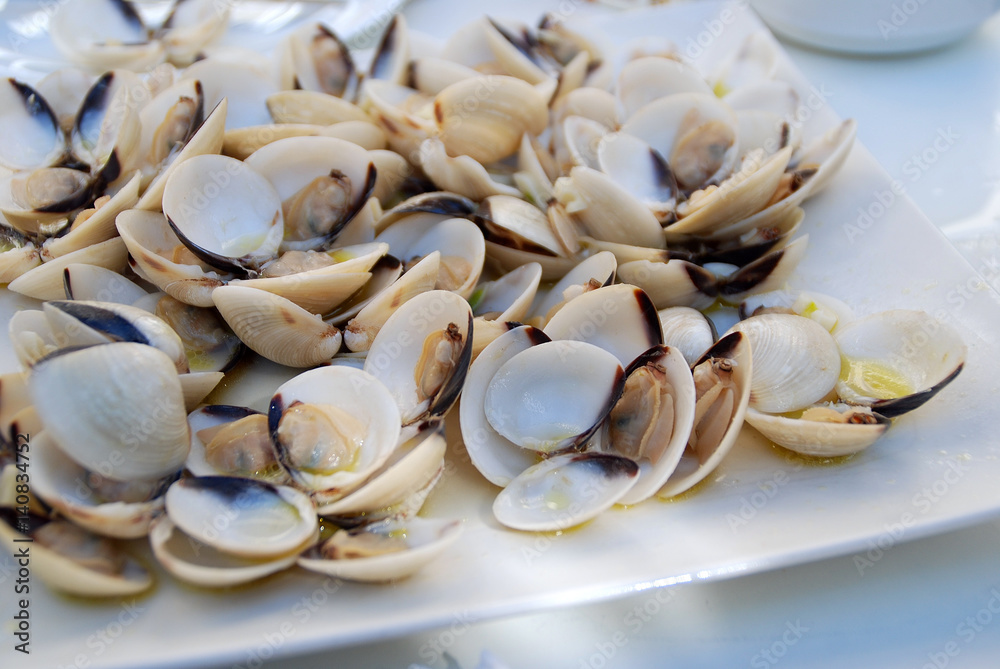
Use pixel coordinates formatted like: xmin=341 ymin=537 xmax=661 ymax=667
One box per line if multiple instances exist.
xmin=485 ymin=339 xmax=625 ymax=453
xmin=658 ymin=306 xmax=716 ymax=366
xmin=29 ymin=342 xmax=190 ymax=481
xmin=604 ymin=345 xmax=697 ymax=505
xmin=493 ymin=452 xmax=639 ymax=532
xmin=212 ymin=285 xmax=343 ymax=368
xmin=727 ymin=312 xmax=841 ymax=413
xmin=460 ymin=325 xmax=551 ymax=487
xmin=745 ymin=406 xmax=890 ymax=458
xmin=162 ymin=154 xmax=283 ymax=273
xmin=297 ymin=517 xmax=462 ymax=583
xmin=363 ymin=289 xmax=473 ymax=425
xmin=29 ymin=431 xmax=166 ymax=539
xmin=834 ymin=309 xmax=966 ymax=417
xmin=0 ymin=512 xmax=152 ymax=597
xmin=544 ymin=283 xmax=663 ymax=367
xmin=165 ymin=476 xmax=317 ymax=559
xmin=149 ymin=515 xmax=311 ymax=588
xmin=269 ymin=366 xmax=402 ymax=497
xmin=658 ymin=331 xmax=752 ymax=498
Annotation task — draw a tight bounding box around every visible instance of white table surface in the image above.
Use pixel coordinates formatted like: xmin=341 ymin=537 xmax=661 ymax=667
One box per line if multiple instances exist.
xmin=241 ymin=3 xmax=1000 ymax=668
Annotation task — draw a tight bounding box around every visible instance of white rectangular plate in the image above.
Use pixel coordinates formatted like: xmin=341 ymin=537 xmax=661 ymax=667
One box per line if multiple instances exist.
xmin=2 ymin=2 xmax=1000 ymax=667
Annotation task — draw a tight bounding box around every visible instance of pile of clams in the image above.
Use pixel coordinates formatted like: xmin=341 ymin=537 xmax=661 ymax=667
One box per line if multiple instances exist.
xmin=0 ymin=0 xmax=965 ymax=596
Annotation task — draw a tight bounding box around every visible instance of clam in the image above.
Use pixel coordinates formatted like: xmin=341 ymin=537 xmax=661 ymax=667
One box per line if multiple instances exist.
xmin=657 ymin=331 xmax=752 ymax=498
xmin=0 ymin=509 xmax=153 ymax=597
xmin=49 ymin=0 xmax=164 ymax=72
xmin=363 ymin=290 xmax=473 ymax=426
xmin=745 ymin=404 xmax=891 ymax=458
xmin=0 ymin=167 xmax=93 ymax=236
xmin=434 ymin=75 xmax=549 ymax=165
xmin=0 ymin=79 xmax=65 ymax=172
xmin=377 ymin=215 xmax=485 ymax=297
xmin=727 ymin=312 xmax=840 ymax=413
xmin=544 ymin=283 xmax=663 ymax=367
xmin=151 ymin=476 xmax=318 ymax=587
xmin=28 ymin=343 xmax=190 ymax=482
xmin=243 ymin=135 xmax=377 ymax=253
xmin=599 ymin=344 xmax=697 ymax=504
xmin=277 ymin=23 xmax=358 ymax=98
xmin=298 ymin=516 xmax=462 ymax=582
xmin=658 ymin=306 xmax=717 ymax=366
xmin=268 ymin=366 xmax=401 ymax=501
xmin=161 ymin=154 xmax=284 ymax=277
xmin=833 ymin=310 xmax=965 ymax=417
xmin=595 ymin=131 xmax=679 ymax=223
xmin=460 ymin=325 xmax=552 ymax=487
xmin=157 ymin=0 xmax=231 ymax=66
xmin=622 ymin=92 xmax=740 ymax=192
xmin=136 ymin=78 xmax=205 ymax=186
xmin=211 ymin=285 xmax=343 ymax=368
xmin=483 ymin=339 xmax=625 ymax=454
xmin=28 ymin=431 xmax=172 ymax=539
xmin=15 ymin=299 xmax=189 ymax=372
xmin=165 ymin=476 xmax=316 ymax=558
xmin=553 ymin=165 xmax=665 ymax=249
xmin=493 ymin=452 xmax=639 ymax=532
xmin=185 ymin=405 xmax=289 ymax=484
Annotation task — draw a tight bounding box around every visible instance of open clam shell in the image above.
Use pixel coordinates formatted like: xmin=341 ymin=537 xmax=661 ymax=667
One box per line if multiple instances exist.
xmin=657 ymin=331 xmax=752 ymax=498
xmin=28 ymin=431 xmax=170 ymax=539
xmin=1 ymin=509 xmax=153 ymax=597
xmin=148 ymin=514 xmax=312 ymax=589
xmin=0 ymin=79 xmax=65 ymax=172
xmin=164 ymin=476 xmax=317 ymax=559
xmin=833 ymin=309 xmax=966 ymax=418
xmin=486 ymin=339 xmax=625 ymax=454
xmin=268 ymin=366 xmax=401 ymax=499
xmin=745 ymin=405 xmax=891 ymax=458
xmin=460 ymin=325 xmax=552 ymax=487
xmin=243 ymin=135 xmax=377 ymax=253
xmin=493 ymin=452 xmax=640 ymax=532
xmin=363 ymin=289 xmax=473 ymax=425
xmin=622 ymin=92 xmax=740 ymax=192
xmin=297 ymin=517 xmax=462 ymax=583
xmin=601 ymin=345 xmax=697 ymax=504
xmin=39 ymin=299 xmax=188 ymax=372
xmin=186 ymin=405 xmax=289 ymax=484
xmin=162 ymin=154 xmax=284 ymax=277
xmin=544 ymin=283 xmax=663 ymax=367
